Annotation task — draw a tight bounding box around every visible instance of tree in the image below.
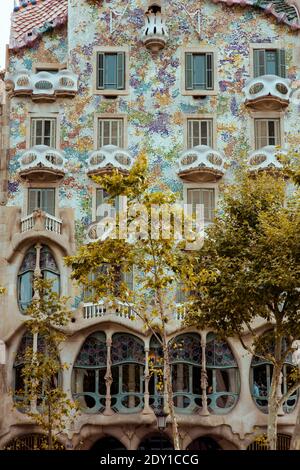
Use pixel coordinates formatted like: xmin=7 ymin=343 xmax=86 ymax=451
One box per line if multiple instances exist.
xmin=65 ymin=154 xmax=196 ymax=450
xmin=185 ymin=172 xmax=300 ymax=450
xmin=14 ymin=277 xmax=78 ymax=450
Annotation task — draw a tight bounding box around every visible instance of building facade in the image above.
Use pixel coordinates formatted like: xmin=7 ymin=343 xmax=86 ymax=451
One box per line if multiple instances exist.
xmin=0 ymin=0 xmax=299 ymax=450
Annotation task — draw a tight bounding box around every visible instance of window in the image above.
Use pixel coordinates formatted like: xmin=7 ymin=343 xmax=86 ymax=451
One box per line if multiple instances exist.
xmin=253 ymin=49 xmax=286 ymax=78
xmin=95 ymin=188 xmax=118 ymax=222
xmin=30 ymin=118 xmax=56 ymax=147
xmin=111 ymin=333 xmax=145 ymax=412
xmin=254 ymin=119 xmax=281 ymax=149
xmin=28 ymin=188 xmax=55 ymax=216
xmin=169 ymin=334 xmax=202 ymax=412
xmin=18 ymin=245 xmax=60 ymax=312
xmin=185 ymin=52 xmax=213 ymax=91
xmin=35 ymin=68 xmax=59 ymax=73
xmin=250 ymin=337 xmax=298 ymax=414
xmin=72 ymin=332 xmax=107 ymax=413
xmin=187 ymin=188 xmax=215 ymax=223
xmin=187 ymin=119 xmax=213 ymax=148
xmin=96 ymin=52 xmax=125 ymax=90
xmin=98 ymin=118 xmax=124 ymax=148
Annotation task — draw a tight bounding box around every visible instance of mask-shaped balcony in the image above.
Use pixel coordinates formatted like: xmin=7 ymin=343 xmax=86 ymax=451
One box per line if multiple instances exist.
xmin=244 ymin=75 xmax=291 ymax=111
xmin=87 ymin=145 xmax=134 ymax=178
xmin=177 ymin=145 xmax=225 ymax=183
xmin=248 ymin=146 xmax=285 ymax=173
xmin=142 ymin=4 xmax=168 ymax=52
xmin=18 ymin=145 xmax=66 ymax=182
xmin=5 ymin=69 xmax=78 ymax=102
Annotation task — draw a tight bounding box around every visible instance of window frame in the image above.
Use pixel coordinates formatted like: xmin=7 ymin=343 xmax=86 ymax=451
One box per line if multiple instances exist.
xmin=181 ymin=47 xmax=218 ymax=96
xmin=94 ymin=46 xmax=129 ymax=96
xmin=249 ymin=111 xmax=284 ymax=151
xmin=27 ymin=188 xmax=56 ymax=216
xmin=183 ymin=182 xmax=219 ymax=225
xmin=254 ymin=118 xmax=281 ymax=149
xmin=94 ymin=113 xmax=127 ymax=149
xmin=27 ymin=112 xmax=59 ymax=149
xmin=30 ymin=117 xmax=57 ymax=148
xmin=249 ymin=42 xmax=286 ymax=79
xmin=33 ymin=62 xmax=67 ymax=73
xmin=185 ymin=115 xmax=214 ymax=149
xmin=97 ymin=117 xmax=125 ymax=149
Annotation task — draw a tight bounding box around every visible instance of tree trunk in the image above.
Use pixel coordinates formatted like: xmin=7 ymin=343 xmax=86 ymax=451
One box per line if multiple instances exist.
xmin=48 ymin=400 xmax=53 ymax=450
xmin=162 ymin=330 xmax=181 ymax=450
xmin=267 ymin=366 xmax=281 ymax=450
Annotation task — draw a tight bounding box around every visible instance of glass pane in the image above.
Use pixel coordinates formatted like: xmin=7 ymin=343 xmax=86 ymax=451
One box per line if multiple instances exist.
xmin=193 ymin=54 xmax=206 ymax=89
xmin=19 ymin=271 xmax=33 ymax=310
xmin=201 ymin=121 xmax=208 ymax=145
xmin=35 ymin=120 xmax=43 ymax=139
xmin=103 ymin=121 xmax=110 ymax=146
xmin=265 ymin=50 xmax=277 ymax=75
xmin=105 ymin=54 xmax=117 ymax=89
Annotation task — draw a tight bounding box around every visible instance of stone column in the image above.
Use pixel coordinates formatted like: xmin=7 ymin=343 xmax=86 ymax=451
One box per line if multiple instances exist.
xmin=104 ymin=334 xmax=113 ymax=415
xmin=143 ymin=346 xmax=152 ymax=414
xmin=200 ymin=333 xmax=209 ymax=415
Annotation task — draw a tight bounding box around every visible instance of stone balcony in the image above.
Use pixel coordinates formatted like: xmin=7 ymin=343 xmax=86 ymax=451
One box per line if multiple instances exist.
xmin=21 ymin=210 xmax=62 ymax=235
xmin=142 ymin=8 xmax=168 ymax=52
xmin=83 ymin=300 xmax=135 ymax=321
xmin=248 ymin=145 xmax=285 ymax=173
xmin=243 ymin=75 xmax=291 ymax=111
xmin=87 ymin=145 xmax=134 ymax=178
xmin=5 ymin=69 xmax=78 ymax=102
xmin=177 ymin=145 xmax=225 ymax=183
xmin=18 ymin=145 xmax=66 ymax=182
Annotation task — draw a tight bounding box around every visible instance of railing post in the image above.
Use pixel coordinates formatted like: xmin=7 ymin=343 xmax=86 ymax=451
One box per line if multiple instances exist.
xmin=104 ymin=334 xmax=113 ymax=415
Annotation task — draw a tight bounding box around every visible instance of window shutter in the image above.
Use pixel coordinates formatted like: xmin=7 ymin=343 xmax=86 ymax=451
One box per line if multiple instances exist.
xmin=28 ymin=189 xmax=38 ymax=214
xmin=97 ymin=52 xmax=104 ymax=89
xmin=206 ymin=53 xmax=213 ymax=90
xmin=50 ymin=119 xmax=56 ymax=147
xmin=46 ymin=189 xmax=55 ymax=215
xmin=117 ymin=52 xmax=125 ymax=90
xmin=185 ymin=53 xmax=193 ymax=90
xmin=279 ymin=49 xmax=286 ymax=78
xmin=253 ymin=50 xmax=265 ymax=77
xmin=30 ymin=120 xmax=36 ymax=147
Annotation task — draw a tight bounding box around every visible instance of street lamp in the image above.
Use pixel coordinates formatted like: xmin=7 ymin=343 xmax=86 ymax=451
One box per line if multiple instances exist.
xmin=156 ymin=410 xmax=168 ymax=432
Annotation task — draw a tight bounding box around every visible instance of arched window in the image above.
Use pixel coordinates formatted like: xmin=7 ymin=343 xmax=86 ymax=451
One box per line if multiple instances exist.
xmin=169 ymin=333 xmax=201 ymax=413
xmin=72 ymin=332 xmax=107 ymax=413
xmin=250 ymin=337 xmax=298 ymax=414
xmin=206 ymin=333 xmax=239 ymax=413
xmin=18 ymin=245 xmax=60 ymax=312
xmin=13 ymin=331 xmax=60 ymax=409
xmin=187 ymin=436 xmax=222 ymax=450
xmin=111 ymin=333 xmax=144 ymax=413
xmin=90 ymin=437 xmax=126 ymax=451
xmin=149 ymin=335 xmax=164 ymax=414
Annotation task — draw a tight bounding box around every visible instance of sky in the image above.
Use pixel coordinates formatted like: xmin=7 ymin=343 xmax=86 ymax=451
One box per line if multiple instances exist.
xmin=0 ymin=0 xmax=14 ymax=69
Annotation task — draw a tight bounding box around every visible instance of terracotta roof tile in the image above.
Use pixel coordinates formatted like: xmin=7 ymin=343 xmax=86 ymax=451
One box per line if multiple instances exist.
xmin=10 ymin=0 xmax=68 ymax=50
